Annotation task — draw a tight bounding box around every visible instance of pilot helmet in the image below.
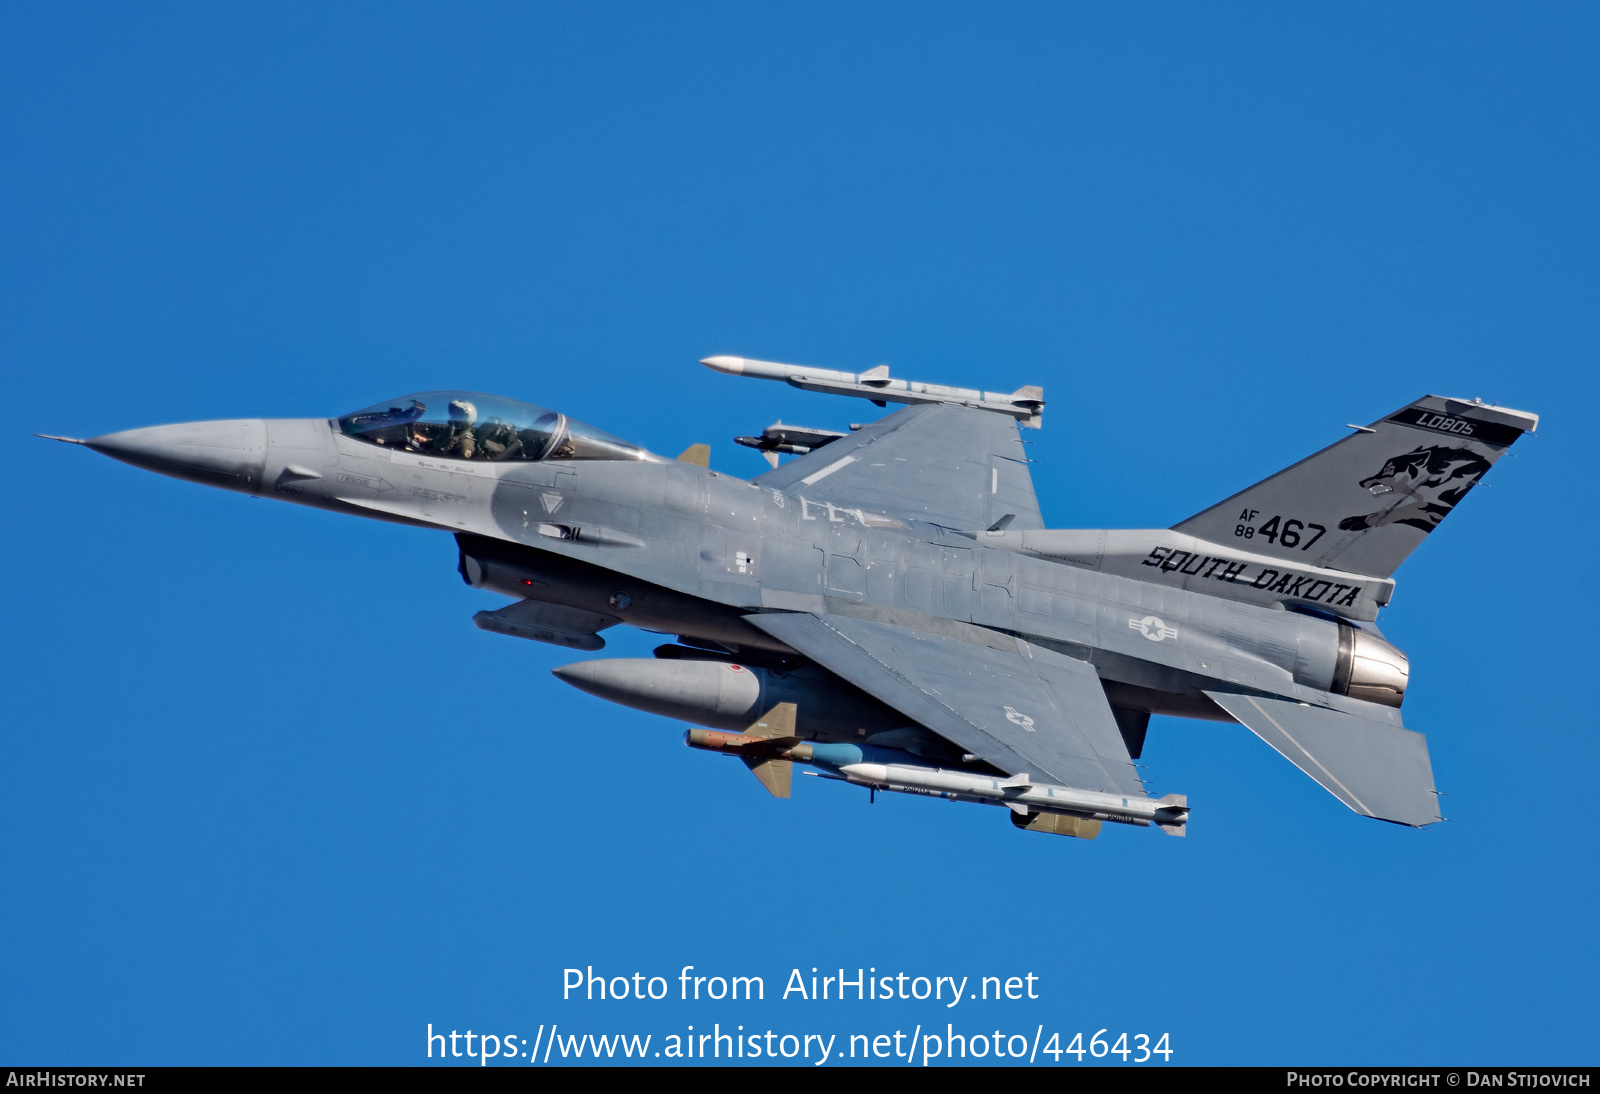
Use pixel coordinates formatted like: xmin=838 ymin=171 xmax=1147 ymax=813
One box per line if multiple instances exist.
xmin=447 ymin=400 xmax=477 ymax=423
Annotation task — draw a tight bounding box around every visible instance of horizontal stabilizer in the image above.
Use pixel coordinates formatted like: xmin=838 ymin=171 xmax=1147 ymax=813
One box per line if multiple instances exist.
xmin=1205 ymin=691 xmax=1441 ymax=827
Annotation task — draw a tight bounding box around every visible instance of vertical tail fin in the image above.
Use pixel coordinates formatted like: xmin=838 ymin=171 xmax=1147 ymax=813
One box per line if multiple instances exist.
xmin=1172 ymin=396 xmax=1537 ymax=579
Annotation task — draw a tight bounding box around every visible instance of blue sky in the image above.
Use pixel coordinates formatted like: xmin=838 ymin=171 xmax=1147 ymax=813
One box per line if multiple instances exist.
xmin=2 ymin=2 xmax=1595 ymax=1066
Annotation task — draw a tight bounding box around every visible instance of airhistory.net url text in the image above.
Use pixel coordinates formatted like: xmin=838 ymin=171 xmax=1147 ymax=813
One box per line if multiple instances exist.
xmin=426 ymin=1023 xmax=1173 ymax=1065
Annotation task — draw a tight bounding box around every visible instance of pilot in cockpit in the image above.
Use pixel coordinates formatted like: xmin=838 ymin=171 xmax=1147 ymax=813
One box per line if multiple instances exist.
xmin=475 ymin=418 xmax=523 ymax=460
xmin=339 ymin=390 xmax=654 ymax=465
xmin=439 ymin=400 xmax=477 ymax=459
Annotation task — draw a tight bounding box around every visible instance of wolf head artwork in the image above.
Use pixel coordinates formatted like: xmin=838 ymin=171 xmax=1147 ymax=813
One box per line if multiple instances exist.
xmin=1338 ymin=445 xmax=1493 ymax=534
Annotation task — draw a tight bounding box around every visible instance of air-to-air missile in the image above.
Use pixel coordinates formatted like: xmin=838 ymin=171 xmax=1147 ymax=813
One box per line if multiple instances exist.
xmin=700 ymin=356 xmax=1046 ymax=426
xmin=676 ymin=702 xmax=1189 ymax=839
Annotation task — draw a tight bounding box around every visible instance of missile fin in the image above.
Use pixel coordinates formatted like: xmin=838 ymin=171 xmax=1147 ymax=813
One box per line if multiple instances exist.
xmin=1011 ymin=811 xmax=1102 ymax=840
xmin=735 ymin=734 xmax=802 ymax=757
xmin=744 ymin=702 xmax=797 ymax=740
xmin=1156 ymin=792 xmax=1189 ymax=836
xmin=676 ymin=443 xmax=710 ymax=468
xmin=743 ymin=757 xmax=793 ymax=799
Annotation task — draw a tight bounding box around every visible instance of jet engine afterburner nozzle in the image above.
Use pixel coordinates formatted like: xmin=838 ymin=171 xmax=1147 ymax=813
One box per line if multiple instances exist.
xmin=1332 ymin=623 xmax=1409 ymax=708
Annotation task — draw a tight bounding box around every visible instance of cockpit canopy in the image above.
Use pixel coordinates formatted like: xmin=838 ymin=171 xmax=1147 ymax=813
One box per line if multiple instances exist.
xmin=337 ymin=392 xmax=655 ymax=463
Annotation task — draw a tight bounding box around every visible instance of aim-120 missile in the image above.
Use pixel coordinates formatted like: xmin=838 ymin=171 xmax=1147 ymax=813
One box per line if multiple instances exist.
xmin=685 ymin=728 xmax=1189 ymax=839
xmin=700 ymin=356 xmax=1045 ymax=427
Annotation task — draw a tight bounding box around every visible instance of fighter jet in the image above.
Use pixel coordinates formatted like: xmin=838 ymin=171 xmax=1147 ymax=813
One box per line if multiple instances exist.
xmin=41 ymin=358 xmax=1538 ymax=839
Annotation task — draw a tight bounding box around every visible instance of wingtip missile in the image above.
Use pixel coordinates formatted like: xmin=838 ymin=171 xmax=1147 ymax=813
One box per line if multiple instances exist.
xmin=699 ymin=355 xmax=748 ymax=375
xmin=700 ymin=355 xmax=859 ymax=383
xmin=699 ymin=354 xmax=1045 ymax=426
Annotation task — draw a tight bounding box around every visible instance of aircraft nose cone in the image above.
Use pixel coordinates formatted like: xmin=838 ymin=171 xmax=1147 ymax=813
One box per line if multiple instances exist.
xmin=86 ymin=419 xmax=269 ymax=492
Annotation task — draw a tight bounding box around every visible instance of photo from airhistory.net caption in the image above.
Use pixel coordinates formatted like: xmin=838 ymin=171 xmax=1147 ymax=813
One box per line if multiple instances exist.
xmin=371 ymin=965 xmax=1589 ymax=1070
xmin=417 ymin=963 xmax=1163 ymax=1066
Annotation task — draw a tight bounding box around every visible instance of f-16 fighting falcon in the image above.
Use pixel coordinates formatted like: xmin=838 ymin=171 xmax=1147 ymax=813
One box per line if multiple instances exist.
xmin=40 ymin=357 xmax=1538 ymax=840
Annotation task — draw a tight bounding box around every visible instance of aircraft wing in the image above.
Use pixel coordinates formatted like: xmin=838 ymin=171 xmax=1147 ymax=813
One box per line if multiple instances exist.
xmin=746 ymin=612 xmax=1146 ymax=797
xmin=1204 ymin=691 xmax=1442 ymax=827
xmin=753 ymin=403 xmax=1044 ymax=531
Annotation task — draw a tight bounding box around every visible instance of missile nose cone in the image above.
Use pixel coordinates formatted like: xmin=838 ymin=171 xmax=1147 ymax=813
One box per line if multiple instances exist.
xmin=699 ymin=355 xmax=748 ymax=375
xmin=85 ymin=419 xmax=269 ymax=492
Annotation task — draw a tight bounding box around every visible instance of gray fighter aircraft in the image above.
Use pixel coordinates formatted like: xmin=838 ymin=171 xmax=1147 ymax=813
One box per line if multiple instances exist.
xmin=41 ymin=357 xmax=1538 ymax=839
